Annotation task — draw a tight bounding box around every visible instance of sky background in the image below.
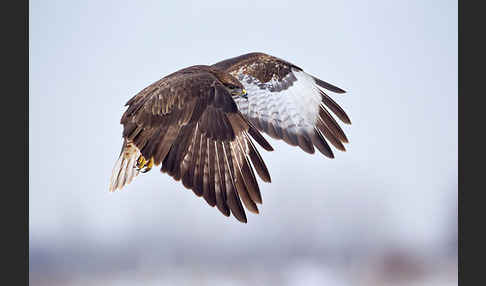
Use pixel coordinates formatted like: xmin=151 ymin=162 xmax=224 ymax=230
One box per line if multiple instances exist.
xmin=30 ymin=0 xmax=457 ymax=285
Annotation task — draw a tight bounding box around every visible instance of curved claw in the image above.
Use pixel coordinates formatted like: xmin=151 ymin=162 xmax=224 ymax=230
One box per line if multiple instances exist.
xmin=141 ymin=157 xmax=154 ymax=173
xmin=137 ymin=156 xmax=147 ymax=169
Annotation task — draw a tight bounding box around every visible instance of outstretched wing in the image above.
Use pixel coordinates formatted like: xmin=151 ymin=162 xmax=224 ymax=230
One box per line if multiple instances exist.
xmin=118 ymin=67 xmax=273 ymax=223
xmin=213 ymin=52 xmax=351 ymax=158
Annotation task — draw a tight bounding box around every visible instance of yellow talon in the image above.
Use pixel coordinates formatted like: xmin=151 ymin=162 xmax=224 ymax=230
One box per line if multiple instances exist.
xmin=137 ymin=156 xmax=147 ymax=170
xmin=142 ymin=157 xmax=154 ymax=173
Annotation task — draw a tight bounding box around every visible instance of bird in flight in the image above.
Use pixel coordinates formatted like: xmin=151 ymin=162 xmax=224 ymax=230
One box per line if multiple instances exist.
xmin=109 ymin=52 xmax=351 ymax=223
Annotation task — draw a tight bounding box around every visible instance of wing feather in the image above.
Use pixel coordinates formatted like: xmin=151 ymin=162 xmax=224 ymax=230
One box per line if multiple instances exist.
xmin=231 ymin=141 xmax=259 ymax=213
xmin=202 ymin=137 xmax=216 ymax=207
xmin=318 ymin=89 xmax=351 ymax=124
xmin=235 ymin=135 xmax=262 ymax=204
xmin=315 ymin=118 xmax=346 ymax=152
xmin=214 ymin=140 xmax=230 ymax=216
xmin=318 ymin=104 xmax=349 ymax=143
xmin=245 ymin=133 xmax=271 ymax=183
xmin=192 ymin=129 xmax=204 ymax=196
xmin=311 ymin=127 xmax=334 ymax=158
xmin=222 ymin=141 xmax=247 ymax=223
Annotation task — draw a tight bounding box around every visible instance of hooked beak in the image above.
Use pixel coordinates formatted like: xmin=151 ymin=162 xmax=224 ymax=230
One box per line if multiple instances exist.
xmin=241 ymin=89 xmax=248 ymax=99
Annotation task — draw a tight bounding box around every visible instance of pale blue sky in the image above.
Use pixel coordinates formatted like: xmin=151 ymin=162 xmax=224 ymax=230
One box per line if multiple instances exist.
xmin=30 ymin=0 xmax=457 ymax=281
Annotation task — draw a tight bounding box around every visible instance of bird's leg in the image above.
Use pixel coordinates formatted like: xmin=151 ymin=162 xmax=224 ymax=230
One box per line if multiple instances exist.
xmin=136 ymin=155 xmax=154 ymax=173
xmin=136 ymin=156 xmax=147 ymax=171
xmin=141 ymin=157 xmax=154 ymax=173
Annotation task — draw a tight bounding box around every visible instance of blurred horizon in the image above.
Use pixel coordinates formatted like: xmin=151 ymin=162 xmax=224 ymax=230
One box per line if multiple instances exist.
xmin=30 ymin=0 xmax=457 ymax=285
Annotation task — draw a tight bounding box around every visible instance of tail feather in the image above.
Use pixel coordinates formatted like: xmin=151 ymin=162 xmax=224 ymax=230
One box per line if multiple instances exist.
xmin=109 ymin=140 xmax=141 ymax=192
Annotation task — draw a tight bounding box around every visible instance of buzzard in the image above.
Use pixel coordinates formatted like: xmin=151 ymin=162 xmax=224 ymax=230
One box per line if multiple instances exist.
xmin=109 ymin=52 xmax=351 ymax=223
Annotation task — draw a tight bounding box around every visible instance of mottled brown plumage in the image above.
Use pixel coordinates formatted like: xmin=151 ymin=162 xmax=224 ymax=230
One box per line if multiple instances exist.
xmin=110 ymin=52 xmax=351 ymax=223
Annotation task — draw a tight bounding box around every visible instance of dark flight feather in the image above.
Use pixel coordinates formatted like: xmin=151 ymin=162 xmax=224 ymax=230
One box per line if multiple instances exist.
xmin=318 ymin=90 xmax=351 ymax=124
xmin=313 ymin=77 xmax=346 ymax=94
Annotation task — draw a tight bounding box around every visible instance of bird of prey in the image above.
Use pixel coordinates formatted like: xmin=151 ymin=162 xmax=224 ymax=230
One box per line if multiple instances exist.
xmin=109 ymin=52 xmax=351 ymax=223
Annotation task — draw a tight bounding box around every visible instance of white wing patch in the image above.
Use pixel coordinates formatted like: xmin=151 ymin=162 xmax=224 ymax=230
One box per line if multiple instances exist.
xmin=233 ymin=69 xmax=324 ymax=153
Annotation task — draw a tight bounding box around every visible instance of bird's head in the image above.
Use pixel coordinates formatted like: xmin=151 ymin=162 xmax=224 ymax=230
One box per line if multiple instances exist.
xmin=213 ymin=70 xmax=248 ymax=99
xmin=224 ymin=81 xmax=247 ymax=99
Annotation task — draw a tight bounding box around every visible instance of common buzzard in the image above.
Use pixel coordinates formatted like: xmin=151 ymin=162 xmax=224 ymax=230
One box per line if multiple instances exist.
xmin=109 ymin=52 xmax=351 ymax=223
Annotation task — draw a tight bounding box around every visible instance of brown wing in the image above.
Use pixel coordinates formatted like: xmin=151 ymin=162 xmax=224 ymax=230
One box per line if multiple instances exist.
xmin=212 ymin=52 xmax=351 ymax=158
xmin=120 ymin=67 xmax=273 ymax=223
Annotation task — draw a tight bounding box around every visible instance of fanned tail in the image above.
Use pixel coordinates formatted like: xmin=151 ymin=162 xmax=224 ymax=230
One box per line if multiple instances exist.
xmin=109 ymin=139 xmax=141 ymax=192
